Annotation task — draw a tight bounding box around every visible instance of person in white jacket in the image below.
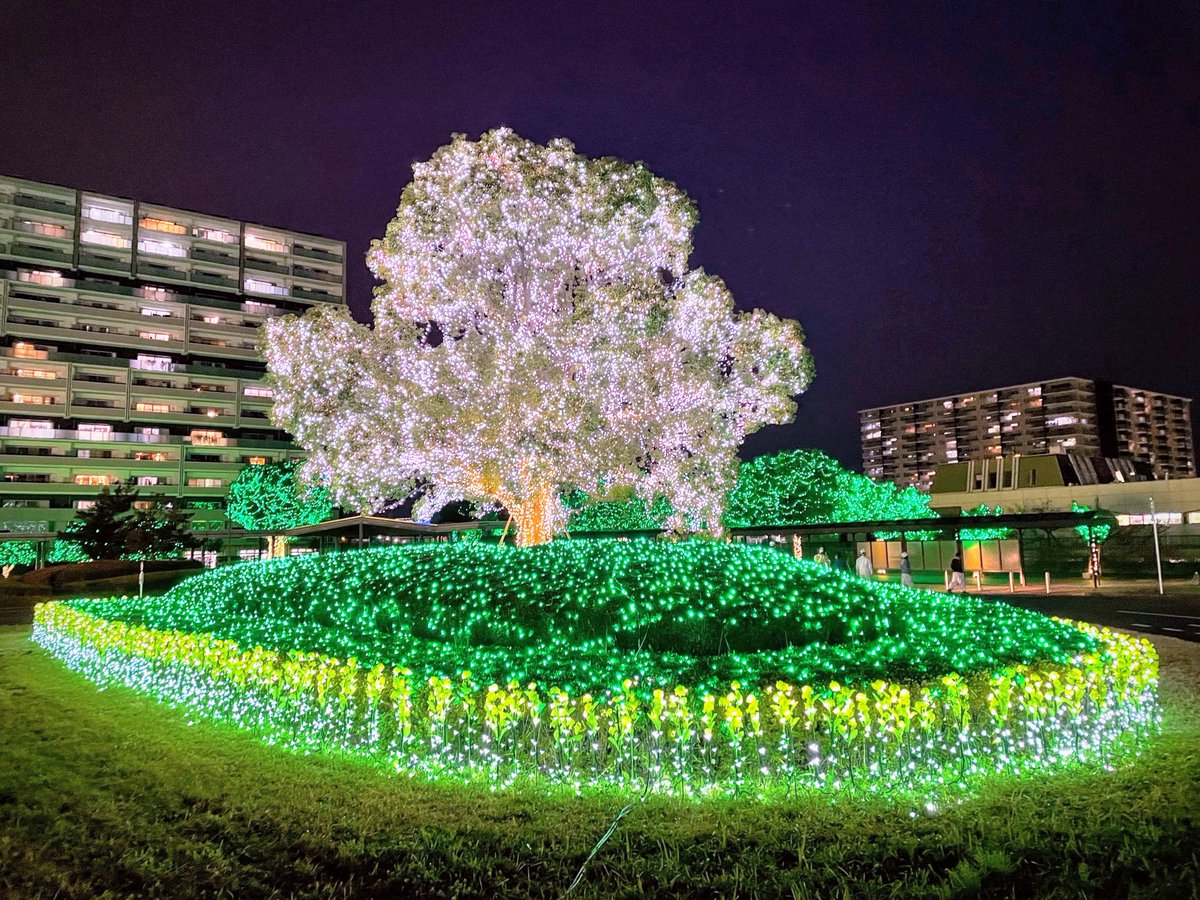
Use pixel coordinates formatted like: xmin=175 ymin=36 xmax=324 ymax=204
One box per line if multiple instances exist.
xmin=854 ymin=550 xmax=874 ymax=580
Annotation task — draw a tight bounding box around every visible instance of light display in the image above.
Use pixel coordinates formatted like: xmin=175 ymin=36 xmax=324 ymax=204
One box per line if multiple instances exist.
xmin=227 ymin=460 xmax=334 ymax=555
xmin=31 ymin=542 xmax=1160 ymax=797
xmin=724 ymin=450 xmax=937 ymax=538
xmin=0 ymin=540 xmax=36 ymax=568
xmin=960 ymin=504 xmax=1014 ymax=541
xmin=565 ymin=490 xmax=673 ymax=533
xmin=263 ymin=130 xmax=812 ymax=545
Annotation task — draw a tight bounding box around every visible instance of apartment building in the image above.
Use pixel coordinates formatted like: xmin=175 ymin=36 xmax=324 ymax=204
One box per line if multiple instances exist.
xmin=860 ymin=377 xmax=1194 ymax=490
xmin=0 ymin=174 xmax=346 ymax=536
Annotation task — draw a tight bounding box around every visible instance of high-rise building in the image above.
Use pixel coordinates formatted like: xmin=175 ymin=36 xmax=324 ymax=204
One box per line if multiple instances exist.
xmin=860 ymin=377 xmax=1194 ymax=490
xmin=0 ymin=174 xmax=346 ymax=537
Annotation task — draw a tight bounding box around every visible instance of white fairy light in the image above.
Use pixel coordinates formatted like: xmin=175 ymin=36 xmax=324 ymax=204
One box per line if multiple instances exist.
xmin=264 ymin=129 xmax=813 ymax=544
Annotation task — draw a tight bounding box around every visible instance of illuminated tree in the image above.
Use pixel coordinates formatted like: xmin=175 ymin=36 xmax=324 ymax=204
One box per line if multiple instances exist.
xmin=265 ymin=129 xmax=811 ymax=545
xmin=1073 ymin=501 xmax=1115 ymax=581
xmin=960 ymin=504 xmax=1013 ymax=541
xmin=723 ymin=449 xmax=936 ymax=529
xmin=228 ymin=461 xmax=334 ymax=558
xmin=564 ymin=489 xmax=673 ymax=533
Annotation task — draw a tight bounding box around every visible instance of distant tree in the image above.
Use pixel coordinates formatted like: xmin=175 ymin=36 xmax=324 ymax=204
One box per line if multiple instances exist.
xmin=564 ymin=488 xmax=674 ymax=533
xmin=959 ymin=503 xmax=1013 ymax=541
xmin=62 ymin=482 xmax=199 ymax=561
xmin=724 ymin=449 xmax=937 ymax=529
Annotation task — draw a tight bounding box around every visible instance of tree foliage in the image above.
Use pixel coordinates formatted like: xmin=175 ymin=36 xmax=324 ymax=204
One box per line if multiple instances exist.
xmin=960 ymin=503 xmax=1014 ymax=541
xmin=65 ymin=482 xmax=199 ymax=561
xmin=564 ymin=489 xmax=673 ymax=533
xmin=264 ymin=129 xmax=811 ymax=545
xmin=227 ymin=461 xmax=334 ymax=532
xmin=723 ymin=449 xmax=936 ymax=529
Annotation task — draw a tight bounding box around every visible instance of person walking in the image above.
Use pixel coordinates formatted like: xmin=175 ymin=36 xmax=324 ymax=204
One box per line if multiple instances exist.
xmin=832 ymin=552 xmax=848 ymax=572
xmin=947 ymin=552 xmax=966 ymax=593
xmin=813 ymin=546 xmax=830 ymax=566
xmin=855 ymin=549 xmax=874 ymax=580
xmin=900 ymin=550 xmax=914 ymax=588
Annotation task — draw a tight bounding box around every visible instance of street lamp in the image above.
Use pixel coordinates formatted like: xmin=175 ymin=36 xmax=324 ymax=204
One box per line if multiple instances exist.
xmin=1150 ymin=496 xmax=1164 ymax=595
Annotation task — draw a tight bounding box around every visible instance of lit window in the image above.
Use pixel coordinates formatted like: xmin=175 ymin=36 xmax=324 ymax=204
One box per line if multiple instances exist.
xmin=142 ymin=286 xmax=172 ymax=301
xmin=243 ymin=301 xmax=278 ymax=314
xmin=194 ymin=226 xmax=237 ymax=244
xmin=244 ymin=386 xmax=273 ymax=398
xmin=1048 ymin=415 xmax=1078 ymax=427
xmin=190 ymin=429 xmax=225 ymax=446
xmin=138 ymin=238 xmax=185 ymax=258
xmin=135 ymin=402 xmax=171 ymax=413
xmin=139 ymin=217 xmax=186 ymax=235
xmin=244 ymin=278 xmax=287 ymax=295
xmin=78 ymin=423 xmax=113 ymax=440
xmin=81 ymin=229 xmax=131 ymax=249
xmin=74 ymin=500 xmax=96 ymax=511
xmin=7 ymin=419 xmax=54 ymax=436
xmin=74 ymin=474 xmax=113 ymax=486
xmin=136 ymin=476 xmax=160 ymax=486
xmin=201 ymin=314 xmax=222 ymax=325
xmin=138 ymin=331 xmax=172 ymax=342
xmin=18 ymin=270 xmax=66 ymax=287
xmin=83 ymin=206 xmax=132 ymax=225
xmin=133 ymin=354 xmax=173 ymax=372
xmin=14 ymin=368 xmax=57 ymax=380
xmin=133 ymin=451 xmax=169 ymax=462
xmin=248 ymin=456 xmax=267 ymax=465
xmin=140 ymin=307 xmax=173 ymax=318
xmin=245 ymin=234 xmax=287 ymax=253
xmin=138 ymin=427 xmax=163 ymax=436
xmin=9 ymin=393 xmax=54 ymax=405
xmin=22 ymin=220 xmax=67 ymax=238
xmin=187 ymin=477 xmax=224 ymax=487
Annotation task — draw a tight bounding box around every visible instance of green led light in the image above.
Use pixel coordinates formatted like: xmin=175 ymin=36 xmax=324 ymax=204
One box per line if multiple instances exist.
xmin=31 ymin=540 xmax=1160 ymax=799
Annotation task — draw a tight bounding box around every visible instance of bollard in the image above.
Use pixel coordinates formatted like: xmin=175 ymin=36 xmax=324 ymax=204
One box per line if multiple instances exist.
xmin=1044 ymin=571 xmax=1051 ymax=594
xmin=1009 ymin=571 xmax=1015 ymax=593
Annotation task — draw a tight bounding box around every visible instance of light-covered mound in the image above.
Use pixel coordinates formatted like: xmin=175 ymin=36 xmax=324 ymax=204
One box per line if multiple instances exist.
xmin=69 ymin=540 xmax=1094 ymax=691
xmin=33 ymin=541 xmax=1160 ymax=797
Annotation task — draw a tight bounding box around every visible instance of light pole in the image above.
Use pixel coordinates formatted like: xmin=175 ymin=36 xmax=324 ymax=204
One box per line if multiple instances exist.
xmin=1150 ymin=496 xmax=1164 ymax=595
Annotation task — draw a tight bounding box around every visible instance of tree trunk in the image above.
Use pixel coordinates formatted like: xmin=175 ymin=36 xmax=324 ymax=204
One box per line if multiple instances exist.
xmin=508 ymin=481 xmax=556 ymax=547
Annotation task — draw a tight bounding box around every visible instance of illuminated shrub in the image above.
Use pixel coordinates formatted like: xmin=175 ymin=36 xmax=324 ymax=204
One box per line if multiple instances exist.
xmin=32 ymin=541 xmax=1160 ymax=797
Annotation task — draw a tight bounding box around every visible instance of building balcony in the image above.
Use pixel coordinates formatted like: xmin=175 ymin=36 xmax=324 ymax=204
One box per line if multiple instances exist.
xmin=190 ymin=247 xmax=239 ymax=268
xmin=245 ymin=257 xmax=290 ymax=276
xmin=77 ymin=251 xmax=132 ymax=275
xmin=292 ymin=245 xmax=343 ymax=264
xmin=8 ymin=242 xmax=72 ymax=265
xmin=290 ymin=286 xmax=339 ymax=303
xmin=191 ymin=270 xmax=239 ymax=290
xmin=12 ymin=194 xmax=74 ymax=215
xmin=0 ymin=399 xmax=67 ymax=416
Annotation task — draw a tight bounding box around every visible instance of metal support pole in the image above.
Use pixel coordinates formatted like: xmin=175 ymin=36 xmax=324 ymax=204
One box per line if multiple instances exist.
xmin=1009 ymin=571 xmax=1014 ymax=593
xmin=1150 ymin=497 xmax=1164 ymax=595
xmin=1044 ymin=571 xmax=1051 ymax=594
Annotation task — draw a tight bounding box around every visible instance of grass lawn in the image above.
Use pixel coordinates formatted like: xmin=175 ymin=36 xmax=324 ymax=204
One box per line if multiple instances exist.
xmin=1 ymin=624 xmax=1197 ymax=900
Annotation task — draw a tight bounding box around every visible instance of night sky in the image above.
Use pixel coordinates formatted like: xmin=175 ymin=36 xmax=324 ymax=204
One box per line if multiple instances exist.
xmin=3 ymin=2 xmax=1197 ymax=467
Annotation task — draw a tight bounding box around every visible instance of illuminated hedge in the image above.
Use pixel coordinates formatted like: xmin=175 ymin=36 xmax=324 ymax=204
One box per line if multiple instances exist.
xmin=33 ymin=593 xmax=1159 ymax=798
